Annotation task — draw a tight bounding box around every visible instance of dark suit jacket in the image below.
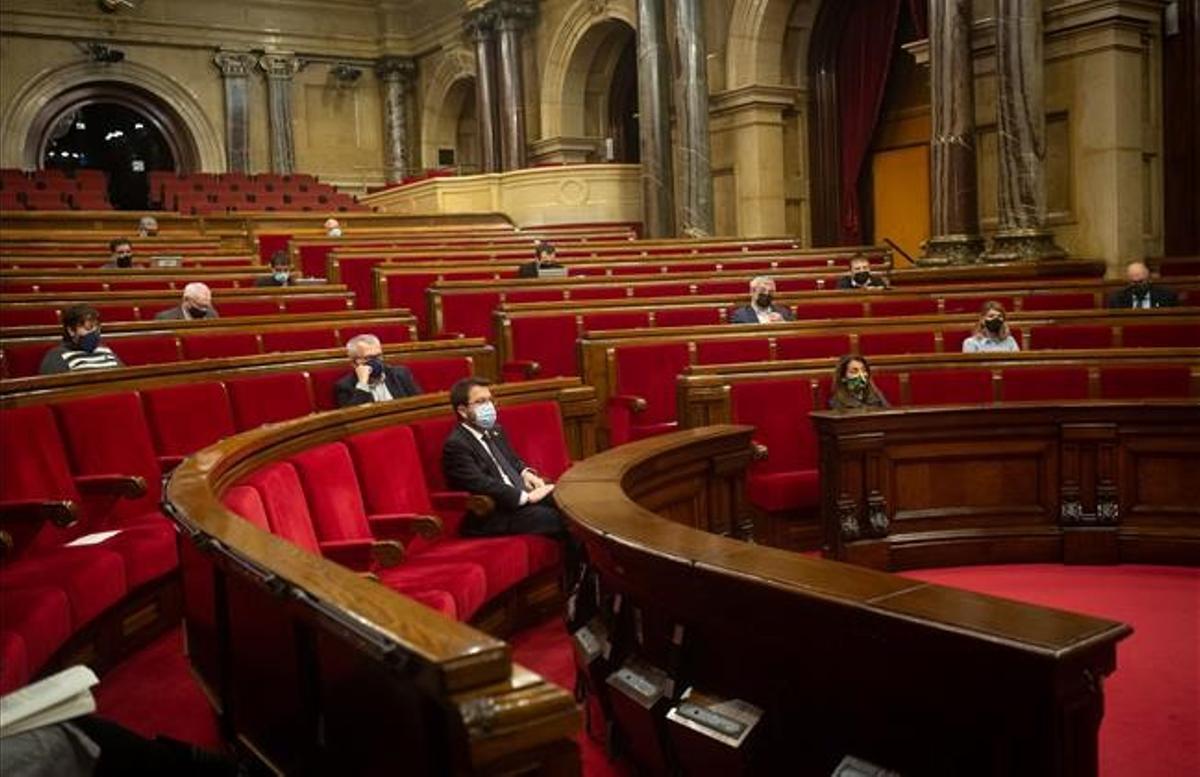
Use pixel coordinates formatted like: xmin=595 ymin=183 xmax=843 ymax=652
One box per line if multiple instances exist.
xmin=333 ymin=365 xmax=421 ymax=408
xmin=517 ymin=260 xmax=563 ymax=278
xmin=254 ymin=274 xmax=292 ymax=287
xmin=442 ymin=424 xmax=528 ymax=512
xmin=729 ymin=304 xmax=795 ymax=323
xmin=1106 ymin=284 xmax=1178 ymax=309
xmin=153 ymin=305 xmax=219 ymax=321
xmin=836 ymin=274 xmax=887 ymax=290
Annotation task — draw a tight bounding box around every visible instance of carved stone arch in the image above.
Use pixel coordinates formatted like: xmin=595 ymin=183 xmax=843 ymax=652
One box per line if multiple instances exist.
xmin=539 ymin=0 xmax=636 ymax=139
xmin=726 ymin=0 xmax=820 ymax=89
xmin=1 ymin=59 xmax=223 ymax=172
xmin=420 ymin=49 xmax=478 ymax=170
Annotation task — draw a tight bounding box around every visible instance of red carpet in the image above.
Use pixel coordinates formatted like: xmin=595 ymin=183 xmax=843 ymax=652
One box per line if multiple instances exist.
xmin=93 ymin=565 xmax=1197 ymax=775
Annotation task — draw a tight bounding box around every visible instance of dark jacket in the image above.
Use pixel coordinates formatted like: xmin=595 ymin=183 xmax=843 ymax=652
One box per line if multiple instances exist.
xmin=39 ymin=340 xmax=124 ymax=375
xmin=729 ymin=304 xmax=796 ymax=324
xmin=517 ymin=260 xmax=564 ymax=278
xmin=829 ymin=386 xmax=890 ymax=410
xmin=1106 ymin=284 xmax=1178 ymax=309
xmin=333 ymin=365 xmax=421 ymax=408
xmin=442 ymin=424 xmax=529 ymax=512
xmin=254 ymin=274 xmax=292 ymax=287
xmin=836 ymin=274 xmax=888 ymax=290
xmin=153 ymin=305 xmax=220 ymax=321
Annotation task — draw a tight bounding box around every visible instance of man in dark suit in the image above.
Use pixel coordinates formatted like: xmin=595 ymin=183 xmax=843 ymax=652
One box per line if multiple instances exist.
xmin=517 ymin=241 xmax=565 ymax=278
xmin=154 ymin=282 xmax=220 ymax=320
xmin=441 ymin=377 xmax=566 ymax=538
xmin=835 ymin=254 xmax=888 ymax=290
xmin=334 ymin=333 xmax=421 ymax=407
xmin=1106 ymin=260 xmax=1178 ymax=309
xmin=729 ymin=276 xmax=796 ymax=323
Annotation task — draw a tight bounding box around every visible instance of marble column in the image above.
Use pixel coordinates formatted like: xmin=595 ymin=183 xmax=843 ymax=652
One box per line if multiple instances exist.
xmin=674 ymin=0 xmax=714 ymax=236
xmin=637 ymin=0 xmax=676 ymax=238
xmin=214 ymin=51 xmax=257 ymax=173
xmin=465 ymin=9 xmax=501 ymax=173
xmin=986 ymin=0 xmax=1065 ymax=261
xmin=920 ymin=0 xmax=985 ymax=265
xmin=376 ymin=57 xmax=416 ymax=183
xmin=495 ymin=0 xmax=535 ymax=171
xmin=259 ymin=53 xmax=302 ymax=175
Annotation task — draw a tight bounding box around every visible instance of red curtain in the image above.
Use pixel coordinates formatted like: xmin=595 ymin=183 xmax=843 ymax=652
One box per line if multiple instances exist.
xmin=835 ymin=0 xmax=903 ymax=245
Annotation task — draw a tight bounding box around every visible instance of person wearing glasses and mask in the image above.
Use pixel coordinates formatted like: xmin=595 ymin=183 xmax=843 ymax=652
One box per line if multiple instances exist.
xmin=441 ymin=377 xmax=566 ymax=538
xmin=39 ymin=305 xmax=125 ymax=374
xmin=729 ymin=276 xmax=796 ymax=323
xmin=333 ymin=334 xmax=421 ymax=407
xmin=836 ymin=255 xmax=887 ymax=290
xmin=962 ymin=301 xmax=1019 ymax=353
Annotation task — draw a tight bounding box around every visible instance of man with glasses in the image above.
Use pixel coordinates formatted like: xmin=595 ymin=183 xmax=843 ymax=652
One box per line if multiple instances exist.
xmin=333 ymin=333 xmax=421 ymax=407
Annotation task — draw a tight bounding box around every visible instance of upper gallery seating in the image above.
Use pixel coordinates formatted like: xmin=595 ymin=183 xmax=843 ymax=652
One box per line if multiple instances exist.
xmin=0 ymin=168 xmax=112 ymax=211
xmin=150 ymin=172 xmax=371 ymax=214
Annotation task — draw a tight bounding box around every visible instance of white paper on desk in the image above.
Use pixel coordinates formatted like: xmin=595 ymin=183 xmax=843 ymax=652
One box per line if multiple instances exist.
xmin=0 ymin=666 xmax=99 ymax=738
xmin=65 ymin=530 xmax=121 ymax=547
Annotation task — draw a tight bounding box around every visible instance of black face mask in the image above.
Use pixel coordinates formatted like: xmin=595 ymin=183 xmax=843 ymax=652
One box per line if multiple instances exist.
xmin=114 ymin=254 xmax=133 ymax=268
xmin=1130 ymin=280 xmax=1150 ymax=296
xmin=367 ymin=356 xmax=385 ymax=381
xmin=755 ymin=293 xmax=773 ymax=309
xmin=852 ymin=271 xmax=871 ymax=286
xmin=984 ymin=317 xmax=1004 ymax=334
xmin=186 ymin=305 xmax=210 ymax=319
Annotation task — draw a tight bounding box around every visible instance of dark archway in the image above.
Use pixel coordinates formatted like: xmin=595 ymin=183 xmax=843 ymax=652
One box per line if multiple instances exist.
xmin=607 ymin=37 xmax=639 ymax=163
xmin=43 ymin=103 xmax=176 ymax=210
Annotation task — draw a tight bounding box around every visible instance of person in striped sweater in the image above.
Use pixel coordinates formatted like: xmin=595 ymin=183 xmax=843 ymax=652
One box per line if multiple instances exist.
xmin=38 ymin=305 xmax=125 ymax=375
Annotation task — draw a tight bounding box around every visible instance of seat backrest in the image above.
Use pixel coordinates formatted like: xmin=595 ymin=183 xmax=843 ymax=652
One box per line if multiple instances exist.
xmin=509 ymin=315 xmax=578 ymax=377
xmin=859 ymin=331 xmax=937 ymax=356
xmin=0 ymin=405 xmax=84 ymax=553
xmin=655 ymin=307 xmax=722 ymax=327
xmin=1099 ymin=365 xmax=1192 ymax=399
xmin=409 ymin=416 xmax=459 ymax=493
xmin=406 ymin=357 xmax=473 ymax=392
xmin=284 ymin=297 xmax=349 ymax=314
xmin=0 ymin=341 xmax=54 ymax=379
xmin=498 ymin=401 xmax=572 ymax=481
xmin=1001 ymin=366 xmax=1091 ymax=402
xmin=306 ymin=366 xmax=347 ymax=411
xmin=52 ymin=391 xmax=163 ymax=523
xmin=731 ymin=379 xmax=818 ymax=473
xmin=1029 ymin=325 xmax=1112 ymax=350
xmin=775 ymin=334 xmax=852 ymax=360
xmin=181 ymin=332 xmax=261 ymax=360
xmin=241 ymin=463 xmax=321 ymax=553
xmin=345 ymin=425 xmax=454 ymax=543
xmin=695 ymin=337 xmax=771 ymax=365
xmin=220 ymin=485 xmax=271 ymax=531
xmin=141 ymin=382 xmax=236 ymax=459
xmin=794 ymin=302 xmax=863 ymax=320
xmin=582 ymin=311 xmax=652 ymax=332
xmin=288 ymin=443 xmax=372 ymax=543
xmin=1019 ymin=292 xmax=1095 ymax=312
xmin=225 ymin=372 xmax=315 ymax=431
xmin=908 ymin=369 xmax=994 ymax=406
xmin=339 ymin=322 xmax=413 ymax=345
xmin=108 ymin=335 xmax=181 ymax=368
xmin=871 ymin=298 xmax=939 ymax=317
xmin=1121 ymin=324 xmax=1200 ymax=348
xmin=260 ymin=328 xmax=340 ymax=353
xmin=613 ymin=342 xmax=692 ymax=424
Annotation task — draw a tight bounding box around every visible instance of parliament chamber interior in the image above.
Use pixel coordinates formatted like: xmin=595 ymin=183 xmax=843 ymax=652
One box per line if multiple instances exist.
xmin=0 ymin=0 xmax=1196 ymax=775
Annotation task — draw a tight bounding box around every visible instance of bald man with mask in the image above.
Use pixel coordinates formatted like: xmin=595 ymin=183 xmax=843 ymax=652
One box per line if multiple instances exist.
xmin=154 ymin=282 xmax=220 ymax=320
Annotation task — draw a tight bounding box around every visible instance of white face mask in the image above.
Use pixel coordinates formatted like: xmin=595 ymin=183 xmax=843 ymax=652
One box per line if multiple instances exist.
xmin=327 ymin=227 xmax=342 ymax=238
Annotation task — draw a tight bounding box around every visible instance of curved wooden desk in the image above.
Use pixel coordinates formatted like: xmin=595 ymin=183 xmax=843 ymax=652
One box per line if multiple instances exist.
xmin=811 ymin=401 xmax=1200 ymax=570
xmin=556 ymin=426 xmax=1130 ymax=776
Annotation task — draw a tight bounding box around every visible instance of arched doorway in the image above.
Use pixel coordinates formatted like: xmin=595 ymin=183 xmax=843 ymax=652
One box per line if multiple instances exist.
xmin=42 ymin=103 xmax=176 ymax=210
xmin=606 ymin=32 xmax=638 ymax=163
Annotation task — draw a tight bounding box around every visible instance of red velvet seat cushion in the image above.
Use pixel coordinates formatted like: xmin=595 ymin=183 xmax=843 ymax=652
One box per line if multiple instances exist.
xmin=141 ymin=382 xmax=235 ymax=461
xmin=1029 ymin=325 xmax=1112 ymax=350
xmin=109 ymin=335 xmax=181 ymax=368
xmin=346 ymin=425 xmax=447 ymax=541
xmin=1020 ymin=293 xmax=1096 ymax=312
xmin=0 ymin=406 xmax=84 ymax=555
xmin=696 ymin=338 xmax=771 ymax=365
xmin=1121 ymin=324 xmax=1200 ymax=348
xmin=407 ymin=357 xmax=473 ymax=392
xmin=509 ymin=315 xmax=578 ymax=378
xmin=260 ymin=328 xmax=339 ymax=353
xmin=1001 ymin=367 xmax=1091 ymax=402
xmin=1099 ymin=366 xmax=1192 ymax=399
xmin=373 ymin=560 xmax=489 ymax=621
xmin=180 ymin=332 xmax=261 ymax=360
xmin=655 ymin=308 xmax=722 ymax=327
xmin=775 ymin=334 xmax=852 ymax=360
xmin=0 ymin=587 xmax=72 ymax=692
xmin=242 ymin=463 xmax=322 ymax=553
xmin=748 ymin=470 xmax=820 ymax=513
xmin=288 ymin=443 xmax=374 ymax=543
xmin=226 ymin=372 xmax=315 ymax=430
xmin=613 ymin=342 xmax=691 ymax=425
xmin=517 ymin=535 xmax=561 ymax=572
xmin=582 ymin=312 xmax=651 ymax=332
xmin=97 ymin=520 xmax=178 ymax=588
xmin=497 ymin=402 xmax=573 ymax=481
xmin=340 ymin=322 xmax=412 ymax=345
xmin=794 ymin=302 xmax=863 ymax=320
xmin=221 ymin=485 xmax=272 ymax=531
xmin=284 ymin=297 xmax=350 ymax=314
xmin=405 ymin=588 xmax=458 ymax=618
xmin=440 ymin=292 xmax=500 ymax=338
xmin=409 ymin=417 xmax=458 ymax=493
xmin=871 ymin=298 xmax=938 ymax=317
xmin=909 ymin=369 xmax=994 ymax=406
xmin=942 ymin=296 xmax=1015 ymax=315
xmin=0 ymin=631 xmax=29 ymax=694
xmin=859 ymin=331 xmax=937 ymax=356
xmin=306 ymin=366 xmax=347 ymax=412
xmin=732 ymin=378 xmax=821 ymax=513
xmin=0 ymin=548 xmax=127 ymax=628
xmin=214 ymin=301 xmax=281 ymax=318
xmin=407 ymin=537 xmax=529 ymax=599
xmin=1 ymin=342 xmax=53 ymax=379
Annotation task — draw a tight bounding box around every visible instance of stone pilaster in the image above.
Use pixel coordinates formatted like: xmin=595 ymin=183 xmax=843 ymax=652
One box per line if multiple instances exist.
xmin=674 ymin=0 xmax=714 ymax=236
xmin=494 ymin=0 xmax=536 ymax=171
xmin=986 ymin=0 xmax=1065 ymax=261
xmin=920 ymin=0 xmax=985 ymax=265
xmin=259 ymin=53 xmax=302 ymax=175
xmin=636 ymin=0 xmax=676 ymax=238
xmin=376 ymin=56 xmax=416 ymax=184
xmin=213 ymin=50 xmax=257 ymax=174
xmin=464 ymin=8 xmax=501 ymax=173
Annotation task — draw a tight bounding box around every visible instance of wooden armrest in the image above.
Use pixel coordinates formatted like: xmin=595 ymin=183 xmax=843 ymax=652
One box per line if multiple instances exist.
xmin=319 ymin=539 xmax=378 ymax=572
xmin=0 ymin=499 xmax=79 ymax=528
xmin=502 ymin=360 xmax=542 ymax=380
xmin=751 ymin=442 xmax=769 ymax=461
xmin=370 ymin=540 xmax=406 ymax=569
xmin=466 ymin=494 xmax=495 ymax=518
xmin=74 ymin=474 xmax=148 ymax=500
xmin=608 ymin=394 xmax=648 ymax=414
xmin=369 ymin=513 xmax=444 ymax=541
xmin=430 ymin=491 xmax=470 ymax=514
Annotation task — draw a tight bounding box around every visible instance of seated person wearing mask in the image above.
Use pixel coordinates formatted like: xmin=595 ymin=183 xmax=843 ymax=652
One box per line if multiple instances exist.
xmin=518 ymin=241 xmax=565 ymax=278
xmin=334 ymin=334 xmax=421 ymax=407
xmin=836 ymin=255 xmax=888 ymax=290
xmin=828 ymin=354 xmax=890 ymax=410
xmin=962 ymin=300 xmax=1019 ymax=353
xmin=102 ymin=238 xmax=135 ymax=269
xmin=1106 ymin=260 xmax=1178 ymax=309
xmin=730 ymin=276 xmax=796 ymax=323
xmin=137 ymin=215 xmax=159 ymax=237
xmin=441 ymin=377 xmax=567 ymax=538
xmin=324 ymin=217 xmax=343 ymax=238
xmin=255 ymin=251 xmax=295 ymax=287
xmin=154 ymin=282 xmax=219 ymax=320
xmin=39 ymin=305 xmax=125 ymax=374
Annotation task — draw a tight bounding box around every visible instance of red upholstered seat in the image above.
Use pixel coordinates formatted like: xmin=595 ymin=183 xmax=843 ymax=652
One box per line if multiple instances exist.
xmin=215 ymin=300 xmax=281 ymax=317
xmin=731 ymin=379 xmax=820 ymax=513
xmin=943 ymin=296 xmax=1015 ymax=315
xmin=0 ymin=341 xmax=56 ymax=379
xmin=696 ymin=338 xmax=771 ymax=365
xmin=496 ymin=401 xmax=573 ymax=482
xmin=260 ymin=328 xmax=339 ymax=353
xmin=339 ymin=322 xmax=413 ymax=344
xmin=1099 ymin=365 xmax=1192 ymax=399
xmin=632 ymin=283 xmax=691 ymax=298
xmin=570 ymin=287 xmax=626 ymax=301
xmin=406 ymin=357 xmax=473 ymax=391
xmin=0 ymin=587 xmax=72 ymax=693
xmin=794 ymin=302 xmax=863 ymax=320
xmin=1121 ymin=324 xmax=1200 ymax=348
xmin=858 ymin=331 xmax=937 ymax=356
xmin=1001 ymin=366 xmax=1092 ymax=402
xmin=225 ymin=372 xmax=315 ymax=430
xmin=284 ymin=297 xmax=350 ymax=314
xmin=305 ymin=366 xmax=346 ymax=412
xmin=909 ymin=369 xmax=994 ymax=406
xmin=221 ymin=485 xmax=271 ymax=531
xmin=108 ymin=335 xmax=180 ymax=368
xmin=1 ymin=550 xmax=126 ymax=631
xmin=91 ymin=305 xmax=140 ymax=322
xmin=1020 ymin=293 xmax=1096 ymax=312
xmin=408 ymin=416 xmax=458 ymax=494
xmin=0 ymin=308 xmax=59 ymax=327
xmin=610 ymin=342 xmax=691 ymax=444
xmin=506 ymin=289 xmax=564 ymax=305
xmin=871 ymin=298 xmax=939 ymax=317
xmin=1029 ymin=325 xmax=1112 ymax=350
xmin=655 ymin=308 xmax=722 ymax=327
xmin=775 ymin=334 xmax=852 ymax=360
xmin=582 ymin=311 xmax=651 ymax=332
xmin=774 ymin=277 xmax=821 ymax=292
xmin=181 ymin=332 xmax=261 ymax=360
xmin=440 ymin=292 xmax=500 ymax=338
xmin=508 ymin=315 xmax=578 ymax=378
xmin=141 ymin=382 xmax=235 ymax=468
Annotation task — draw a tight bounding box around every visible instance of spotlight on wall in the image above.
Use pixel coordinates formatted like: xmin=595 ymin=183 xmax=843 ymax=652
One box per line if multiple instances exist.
xmin=330 ymin=64 xmax=363 ymax=84
xmin=82 ymin=42 xmax=125 ymax=63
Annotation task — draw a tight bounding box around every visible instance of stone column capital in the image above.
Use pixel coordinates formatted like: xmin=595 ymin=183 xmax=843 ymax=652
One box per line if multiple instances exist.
xmin=259 ymin=53 xmax=302 ymax=80
xmin=375 ymin=56 xmax=416 ymax=84
xmin=214 ymin=50 xmax=257 ymax=78
xmin=463 ymin=7 xmax=498 ymax=41
xmin=492 ymin=0 xmax=537 ymax=31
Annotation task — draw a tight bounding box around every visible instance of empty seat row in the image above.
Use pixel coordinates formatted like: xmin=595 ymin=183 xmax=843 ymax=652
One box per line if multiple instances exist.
xmin=223 ymin=401 xmax=569 ymax=620
xmin=0 ymin=189 xmax=112 ymax=211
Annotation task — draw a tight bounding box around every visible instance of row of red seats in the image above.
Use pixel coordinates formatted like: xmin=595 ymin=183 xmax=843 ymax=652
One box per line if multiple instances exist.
xmin=1 ymin=318 xmax=415 ymax=379
xmin=605 ymin=324 xmax=1199 ymax=443
xmin=1 ymin=168 xmax=112 ymax=211
xmin=0 ymin=189 xmax=112 ymax=211
xmin=222 ymin=401 xmax=569 ymax=620
xmin=732 ymin=364 xmax=1195 ymax=521
xmin=0 ymin=295 xmax=353 ymax=328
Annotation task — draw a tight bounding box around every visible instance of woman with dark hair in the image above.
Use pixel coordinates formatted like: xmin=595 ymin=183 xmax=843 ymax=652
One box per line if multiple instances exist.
xmin=829 ymin=354 xmax=890 ymax=410
xmin=962 ymin=301 xmax=1019 ymax=353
